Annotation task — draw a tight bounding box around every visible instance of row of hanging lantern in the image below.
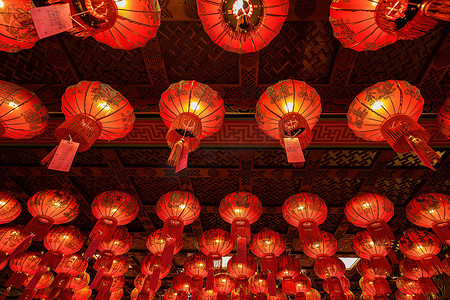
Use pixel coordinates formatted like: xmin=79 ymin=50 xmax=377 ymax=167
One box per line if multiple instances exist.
xmin=1 ymin=79 xmax=449 ymax=172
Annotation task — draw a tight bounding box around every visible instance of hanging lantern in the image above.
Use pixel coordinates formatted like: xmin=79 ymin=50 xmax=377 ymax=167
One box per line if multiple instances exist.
xmin=275 ymin=254 xmax=300 ymax=295
xmin=352 ymin=231 xmax=393 ymax=277
xmin=202 ymin=289 xmax=219 ymax=300
xmin=313 ymin=256 xmax=345 ymax=297
xmin=219 ymin=191 xmax=262 ymax=263
xmin=282 ymin=193 xmax=327 ymax=247
xmin=348 ymin=80 xmax=440 ymax=170
xmin=185 ymin=253 xmax=209 ymax=298
xmin=165 ymin=287 xmax=179 ymax=300
xmin=135 ymin=273 xmax=161 ymax=300
xmin=35 ymin=286 xmax=61 ymax=300
xmin=135 ymin=273 xmax=162 ymax=293
xmin=359 ymin=277 xmax=389 ymax=300
xmin=197 ymin=0 xmax=289 ymax=53
xmin=159 ymin=81 xmax=225 ymax=168
xmin=100 ymin=276 xmax=125 ymax=300
xmin=0 ymin=191 xmax=22 ymax=224
xmin=438 ymin=98 xmax=450 ymax=139
xmin=108 ymin=289 xmax=124 ymax=300
xmin=172 ymin=272 xmax=194 ymax=300
xmin=146 ymin=228 xmax=183 ymax=255
xmin=91 ymin=255 xmax=128 ymax=300
xmin=249 ymin=274 xmax=269 ymax=300
xmin=406 ymin=193 xmax=450 ymax=246
xmin=256 ymin=80 xmax=322 ymax=167
xmin=305 ymin=289 xmax=321 ymax=300
xmin=0 ymin=227 xmax=25 ymax=265
xmin=20 ymin=271 xmax=54 ymax=300
xmin=66 ymin=272 xmax=90 ymax=293
xmin=398 ymin=229 xmax=443 ymax=274
xmin=156 ymin=190 xmax=201 ymax=266
xmin=395 ymin=291 xmax=426 ymax=300
xmin=356 ymin=259 xmax=391 ymax=294
xmin=249 ymin=229 xmax=286 ymax=296
xmin=41 ymin=81 xmax=135 ymax=169
xmin=214 ymin=273 xmax=236 ymax=300
xmin=323 ymin=276 xmax=350 ymax=298
xmin=227 ymin=254 xmax=256 ymax=298
xmin=396 ymin=276 xmax=423 ymax=296
xmin=51 ymin=254 xmax=87 ymax=300
xmin=268 ymin=288 xmax=287 ymax=300
xmin=85 ymin=191 xmax=138 ymax=258
xmin=399 ymin=257 xmax=438 ymax=294
xmin=72 ymin=286 xmax=92 ymax=300
xmin=131 ymin=288 xmax=140 ymax=300
xmin=199 ymin=228 xmax=233 ymax=290
xmin=139 ymin=254 xmax=170 ymax=299
xmin=293 ymin=274 xmax=312 ymax=300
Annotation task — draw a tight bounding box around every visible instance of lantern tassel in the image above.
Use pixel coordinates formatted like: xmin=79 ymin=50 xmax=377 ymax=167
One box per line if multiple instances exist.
xmin=420 ymin=254 xmax=443 ymax=274
xmin=137 ymin=292 xmax=151 ymax=300
xmin=41 ymin=147 xmax=58 ymax=167
xmin=168 ymin=139 xmax=184 ymax=166
xmin=23 ymin=215 xmax=55 ymax=242
xmin=191 ymin=290 xmax=199 ymax=300
xmin=0 ymin=287 xmax=10 ymax=300
xmin=418 ymin=277 xmax=438 ymax=294
xmin=295 ymin=293 xmax=306 ymax=300
xmin=369 ymin=255 xmax=392 ymax=277
xmin=205 ymin=267 xmax=215 ymax=291
xmin=18 ymin=288 xmax=37 ymax=300
xmin=95 ymin=289 xmax=107 ymax=300
xmin=8 ymin=234 xmax=33 ymax=259
xmin=26 ymin=266 xmax=49 ymax=291
xmin=162 ymin=237 xmax=176 ymax=267
xmin=373 ymin=295 xmax=388 ymax=300
xmin=261 ymin=254 xmax=277 ymax=274
xmin=268 ymin=272 xmax=277 ymax=296
xmin=373 ymin=278 xmax=391 ymax=294
xmin=176 ymin=291 xmax=189 ymax=300
xmin=406 ymin=136 xmax=440 ymax=170
xmin=149 ymin=267 xmax=161 ymax=291
xmin=282 ymin=278 xmax=295 ymax=295
xmin=326 ymin=277 xmax=344 ymax=295
xmin=5 ymin=272 xmax=27 ymax=289
xmin=432 ymin=220 xmax=450 ymax=246
xmin=236 ymin=236 xmax=247 ymax=264
xmin=90 ymin=271 xmax=105 ymax=290
xmin=58 ymin=289 xmax=72 ymax=300
xmin=386 ymin=247 xmax=398 ymax=265
xmin=256 ymin=293 xmax=268 ymax=300
xmin=298 ymin=220 xmax=321 ymax=248
xmin=217 ymin=293 xmax=228 ymax=300
xmin=366 ymin=220 xmax=395 ymax=246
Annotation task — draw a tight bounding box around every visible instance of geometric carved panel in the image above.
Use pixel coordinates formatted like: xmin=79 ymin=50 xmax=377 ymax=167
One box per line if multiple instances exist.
xmin=320 ymin=150 xmax=377 ymax=167
xmin=374 ymin=178 xmax=424 ymax=205
xmin=311 ymin=178 xmax=363 ymax=206
xmin=387 ymin=151 xmax=445 ymax=168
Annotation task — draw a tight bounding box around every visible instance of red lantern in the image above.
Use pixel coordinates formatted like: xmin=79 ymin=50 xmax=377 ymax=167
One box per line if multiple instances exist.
xmin=185 ymin=253 xmax=209 ymax=297
xmin=164 ymin=287 xmax=179 ymax=300
xmin=93 ymin=0 xmax=161 ymax=50
xmin=135 ymin=273 xmax=162 ymax=292
xmin=398 ymin=229 xmax=443 ymax=274
xmin=396 ymin=276 xmax=423 ymax=296
xmin=197 ymin=0 xmax=289 ymax=53
xmin=199 ymin=228 xmax=233 ymax=290
xmin=352 ymin=231 xmax=393 ymax=277
xmin=72 ymin=286 xmax=92 ymax=300
xmin=227 ymin=255 xmax=256 ymax=298
xmin=109 ymin=289 xmax=124 ymax=300
xmin=359 ymin=277 xmax=388 ymax=300
xmin=399 ymin=258 xmax=438 ymax=294
xmin=304 ymin=289 xmax=321 ymax=300
xmin=283 ymin=193 xmax=327 ymax=247
xmin=220 ymin=191 xmax=262 ymax=263
xmin=91 ymin=255 xmax=128 ymax=299
xmin=333 ymin=291 xmax=354 ymax=300
xmin=323 ymin=276 xmax=350 ymax=295
xmin=0 ymin=227 xmax=25 ymax=265
xmin=438 ymin=98 xmax=450 ymax=139
xmin=0 ymin=191 xmax=22 ymax=224
xmin=249 ymin=274 xmax=269 ymax=300
xmin=275 ymin=254 xmax=300 ymax=295
xmin=131 ymin=288 xmax=140 ymax=300
xmin=293 ymin=274 xmax=311 ymax=300
xmin=86 ymin=191 xmax=138 ymax=258
xmin=139 ymin=254 xmax=170 ymax=299
xmin=406 ymin=193 xmax=450 ymax=246
xmin=146 ymin=228 xmax=183 ymax=255
xmin=160 ymin=81 xmax=225 ymax=168
xmin=202 ymin=289 xmax=219 ymax=300
xmin=348 ymin=80 xmax=440 ymax=169
xmin=156 ymin=190 xmax=201 ymax=266
xmin=256 ymin=80 xmax=322 ymax=167
xmin=69 ymin=271 xmax=90 ymax=291
xmin=35 ymin=286 xmax=61 ymax=300
xmin=52 ymin=254 xmax=87 ymax=300
xmin=249 ymin=229 xmax=286 ymax=296
xmin=214 ymin=273 xmax=235 ymax=300
xmin=395 ymin=291 xmax=426 ymax=300
xmin=356 ymin=259 xmax=391 ymax=294
xmin=172 ymin=272 xmax=193 ymax=300
xmin=20 ymin=271 xmax=54 ymax=300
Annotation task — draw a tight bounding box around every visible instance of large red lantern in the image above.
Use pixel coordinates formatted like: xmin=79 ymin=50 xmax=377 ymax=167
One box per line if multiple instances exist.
xmin=41 ymin=81 xmax=135 ymax=169
xmin=185 ymin=253 xmax=210 ymax=297
xmin=275 ymin=254 xmax=300 ymax=295
xmin=249 ymin=229 xmax=286 ymax=295
xmin=86 ymin=191 xmax=138 ymax=258
xmin=72 ymin=286 xmax=92 ymax=300
xmin=406 ymin=193 xmax=450 ymax=246
xmin=395 ymin=291 xmax=426 ymax=300
xmin=356 ymin=259 xmax=391 ymax=294
xmin=313 ymin=256 xmax=345 ymax=299
xmin=197 ymin=0 xmax=289 ymax=53
xmin=0 ymin=191 xmax=22 ymax=224
xmin=219 ymin=191 xmax=262 ymax=263
xmin=0 ymin=227 xmax=25 ymax=265
xmin=139 ymin=254 xmax=170 ymax=298
xmin=396 ymin=276 xmax=423 ymax=296
xmin=93 ymin=0 xmax=161 ymax=50
xmin=20 ymin=271 xmax=54 ymax=300
xmin=227 ymin=255 xmax=256 ymax=297
xmin=249 ymin=274 xmax=268 ymax=300
xmin=156 ymin=190 xmax=201 ymax=266
xmin=352 ymin=231 xmax=393 ymax=277
xmin=214 ymin=273 xmax=236 ymax=300
xmin=51 ymin=254 xmax=87 ymax=300
xmin=348 ymin=80 xmax=439 ymax=169
xmin=256 ymin=80 xmax=322 ymax=167
xmin=91 ymin=255 xmax=128 ymax=300
xmin=199 ymin=228 xmax=233 ymax=290
xmin=146 ymin=228 xmax=183 ymax=255
xmin=293 ymin=274 xmax=312 ymax=300
xmin=399 ymin=258 xmax=438 ymax=294
xmin=438 ymin=98 xmax=450 ymax=139
xmin=172 ymin=272 xmax=193 ymax=300
xmin=159 ymin=81 xmax=225 ymax=168
xmin=283 ymin=193 xmax=327 ymax=247
xmin=323 ymin=276 xmax=350 ymax=296
xmin=359 ymin=277 xmax=388 ymax=300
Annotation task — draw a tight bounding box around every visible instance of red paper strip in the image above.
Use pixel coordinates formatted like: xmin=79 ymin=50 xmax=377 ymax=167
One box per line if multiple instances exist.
xmin=48 ymin=139 xmax=79 ymax=172
xmin=30 ymin=4 xmax=73 ymax=39
xmin=175 ymin=140 xmax=189 ymax=173
xmin=284 ymin=138 xmax=305 ymax=163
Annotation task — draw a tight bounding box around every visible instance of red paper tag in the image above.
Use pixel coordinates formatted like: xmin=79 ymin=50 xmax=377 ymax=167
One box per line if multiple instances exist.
xmin=48 ymin=139 xmax=79 ymax=172
xmin=175 ymin=140 xmax=189 ymax=173
xmin=284 ymin=138 xmax=305 ymax=163
xmin=30 ymin=4 xmax=73 ymax=39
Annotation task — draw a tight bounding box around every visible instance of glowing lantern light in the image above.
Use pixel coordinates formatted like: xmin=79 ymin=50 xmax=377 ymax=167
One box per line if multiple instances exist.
xmin=185 ymin=253 xmax=209 ymax=298
xmin=283 ymin=193 xmax=327 ymax=247
xmin=159 ymin=81 xmax=225 ymax=168
xmin=214 ymin=273 xmax=236 ymax=300
xmin=359 ymin=277 xmax=389 ymax=300
xmin=323 ymin=276 xmax=350 ymax=297
xmin=305 ymin=289 xmax=321 ymax=300
xmin=35 ymin=286 xmax=61 ymax=300
xmin=313 ymin=256 xmax=345 ymax=300
xmin=256 ymin=80 xmax=322 ymax=167
xmin=172 ymin=272 xmax=193 ymax=300
xmin=293 ymin=274 xmax=312 ymax=300
xmin=72 ymin=286 xmax=92 ymax=300
xmin=131 ymin=288 xmax=140 ymax=300
xmin=0 ymin=227 xmax=25 ymax=265
xmin=202 ymin=289 xmax=219 ymax=300
xmin=348 ymin=80 xmax=440 ymax=170
xmin=146 ymin=228 xmax=183 ymax=255
xmin=90 ymin=255 xmax=128 ymax=299
xmin=249 ymin=274 xmax=269 ymax=300
xmin=356 ymin=259 xmax=391 ymax=294
xmin=0 ymin=191 xmax=22 ymax=224
xmin=227 ymin=254 xmax=256 ymax=297
xmin=406 ymin=193 xmax=450 ymax=246
xmin=164 ymin=287 xmax=179 ymax=300
xmin=399 ymin=258 xmax=438 ymax=294
xmin=20 ymin=271 xmax=54 ymax=300
xmin=438 ymin=98 xmax=450 ymax=139
xmin=51 ymin=254 xmax=87 ymax=300
xmin=396 ymin=276 xmax=423 ymax=296
xmin=139 ymin=254 xmax=170 ymax=298
xmin=197 ymin=0 xmax=289 ymax=53
xmin=275 ymin=254 xmax=300 ymax=295
xmin=220 ymin=191 xmax=262 ymax=263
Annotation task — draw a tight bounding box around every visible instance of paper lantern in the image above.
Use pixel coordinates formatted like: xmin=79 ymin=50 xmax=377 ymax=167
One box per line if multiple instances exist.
xmin=146 ymin=228 xmax=183 ymax=255
xmin=214 ymin=273 xmax=236 ymax=300
xmin=202 ymin=289 xmax=219 ymax=300
xmin=109 ymin=289 xmax=124 ymax=300
xmin=399 ymin=258 xmax=438 ymax=294
xmin=438 ymin=98 xmax=450 ymax=139
xmin=134 ymin=273 xmax=162 ymax=292
xmin=359 ymin=277 xmax=388 ymax=300
xmin=86 ymin=191 xmax=138 ymax=258
xmin=3 ymin=251 xmax=41 ymax=298
xmin=283 ymin=193 xmax=327 ymax=247
xmin=305 ymin=289 xmax=321 ymax=300
xmin=249 ymin=229 xmax=286 ymax=296
xmin=275 ymin=254 xmax=300 ymax=295
xmin=313 ymin=256 xmax=345 ymax=282
xmin=72 ymin=286 xmax=92 ymax=300
xmin=164 ymin=287 xmax=179 ymax=300
xmin=249 ymin=274 xmax=269 ymax=300
xmin=323 ymin=276 xmax=350 ymax=295
xmin=219 ymin=191 xmax=262 ymax=263
xmin=197 ymin=0 xmax=289 ymax=53
xmin=0 ymin=191 xmax=22 ymax=224
xmin=356 ymin=259 xmax=391 ymax=294
xmin=293 ymin=274 xmax=312 ymax=300
xmin=93 ymin=0 xmax=161 ymax=50
xmin=159 ymin=81 xmax=225 ymax=168
xmin=227 ymin=254 xmax=256 ymax=298
xmin=395 ymin=291 xmax=426 ymax=300
xmin=52 ymin=254 xmax=88 ymax=300
xmin=352 ymin=231 xmax=393 ymax=277
xmin=139 ymin=254 xmax=170 ymax=298
xmin=348 ymin=80 xmax=440 ymax=169
xmin=256 ymin=80 xmax=322 ymax=167
xmin=398 ymin=229 xmax=443 ymax=274
xmin=69 ymin=272 xmax=90 ymax=291
xmin=406 ymin=193 xmax=450 ymax=246
xmin=199 ymin=228 xmax=233 ymax=290
xmin=91 ymin=255 xmax=128 ymax=300
xmin=172 ymin=272 xmax=193 ymax=300
xmin=131 ymin=288 xmax=140 ymax=300
xmin=396 ymin=276 xmax=423 ymax=295
xmin=35 ymin=286 xmax=61 ymax=300
xmin=156 ymin=190 xmax=201 ymax=266
xmin=185 ymin=253 xmax=209 ymax=295
xmin=20 ymin=271 xmax=54 ymax=300
xmin=41 ymin=81 xmax=135 ymax=169
xmin=0 ymin=227 xmax=25 ymax=265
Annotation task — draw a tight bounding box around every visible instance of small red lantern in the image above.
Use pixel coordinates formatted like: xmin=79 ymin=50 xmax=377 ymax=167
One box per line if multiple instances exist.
xmin=69 ymin=271 xmax=90 ymax=291
xmin=399 ymin=258 xmax=438 ymax=294
xmin=172 ymin=272 xmax=193 ymax=300
xmin=156 ymin=190 xmax=201 ymax=266
xmin=214 ymin=273 xmax=236 ymax=300
xmin=438 ymin=98 xmax=450 ymax=139
xmin=0 ymin=191 xmax=22 ymax=224
xmin=227 ymin=255 xmax=256 ymax=297
xmin=135 ymin=273 xmax=162 ymax=293
xmin=20 ymin=271 xmax=54 ymax=300
xmin=323 ymin=276 xmax=350 ymax=295
xmin=398 ymin=229 xmax=443 ymax=274
xmin=185 ymin=253 xmax=210 ymax=297
xmin=0 ymin=227 xmax=25 ymax=265
xmin=256 ymin=80 xmax=322 ymax=167
xmin=52 ymin=254 xmax=87 ymax=300
xmin=396 ymin=276 xmax=423 ymax=296
xmin=139 ymin=254 xmax=170 ymax=298
xmin=305 ymin=289 xmax=321 ymax=300
xmin=146 ymin=228 xmax=183 ymax=255
xmin=219 ymin=191 xmax=262 ymax=263
xmin=359 ymin=277 xmax=388 ymax=300
xmin=109 ymin=289 xmax=124 ymax=300
xmin=348 ymin=80 xmax=440 ymax=170
xmin=165 ymin=287 xmax=179 ymax=300
xmin=356 ymin=259 xmax=391 ymax=294
xmin=35 ymin=286 xmax=61 ymax=300
xmin=249 ymin=229 xmax=286 ymax=296
xmin=199 ymin=228 xmax=233 ymax=290
xmin=283 ymin=193 xmax=327 ymax=247
xmin=160 ymin=81 xmax=225 ymax=168
xmin=72 ymin=286 xmax=92 ymax=300
xmin=293 ymin=274 xmax=312 ymax=300
xmin=406 ymin=193 xmax=450 ymax=246
xmin=86 ymin=191 xmax=138 ymax=258
xmin=91 ymin=255 xmax=128 ymax=299
xmin=249 ymin=274 xmax=269 ymax=300
xmin=197 ymin=0 xmax=289 ymax=53
xmin=352 ymin=231 xmax=393 ymax=277
xmin=131 ymin=288 xmax=140 ymax=300
xmin=202 ymin=289 xmax=219 ymax=300
xmin=395 ymin=291 xmax=426 ymax=300
xmin=275 ymin=254 xmax=300 ymax=295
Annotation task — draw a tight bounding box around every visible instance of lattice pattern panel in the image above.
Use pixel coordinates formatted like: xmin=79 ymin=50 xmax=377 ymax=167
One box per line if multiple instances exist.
xmin=0 ymin=149 xmax=40 ymax=166
xmin=191 ymin=178 xmax=240 ymax=205
xmin=432 ymin=179 xmax=450 ymax=194
xmin=253 ymin=178 xmax=301 ymax=206
xmin=11 ymin=175 xmax=68 ymax=196
xmin=319 ymin=213 xmax=344 ymax=233
xmin=251 ymin=213 xmax=290 ymax=234
xmin=374 ymin=178 xmax=423 ymax=205
xmin=188 ymin=150 xmax=240 ymax=168
xmin=118 ymin=149 xmax=171 ymax=168
xmin=147 ymin=212 xmax=164 ymax=229
xmin=70 ymin=176 xmax=121 ymax=201
xmin=387 ymin=151 xmax=445 ymax=168
xmin=73 ymin=149 xmax=108 ymax=167
xmin=75 ymin=211 xmax=97 ymax=231
xmin=127 ymin=218 xmax=147 ymax=232
xmin=254 ymin=150 xmax=307 ymax=168
xmin=131 ymin=177 xmax=180 ymax=205
xmin=320 ymin=150 xmax=377 ymax=167
xmin=200 ymin=213 xmax=231 ymax=232
xmin=311 ymin=178 xmax=362 ymax=206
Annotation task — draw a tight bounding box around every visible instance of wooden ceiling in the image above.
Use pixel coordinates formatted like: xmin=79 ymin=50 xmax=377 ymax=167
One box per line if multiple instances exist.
xmin=0 ymin=0 xmax=449 ymax=298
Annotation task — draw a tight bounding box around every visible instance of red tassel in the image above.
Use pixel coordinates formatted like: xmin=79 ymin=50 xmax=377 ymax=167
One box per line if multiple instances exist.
xmin=418 ymin=277 xmax=438 ymax=294
xmin=8 ymin=234 xmax=33 ymax=259
xmin=58 ymin=289 xmax=73 ymax=300
xmin=90 ymin=271 xmax=105 ymax=290
xmin=282 ymin=278 xmax=295 ymax=295
xmin=95 ymin=289 xmax=107 ymax=300
xmin=420 ymin=254 xmax=443 ymax=274
xmin=315 ymin=255 xmax=333 ymax=278
xmin=161 ymin=218 xmax=184 ymax=245
xmin=432 ymin=220 xmax=450 ymax=246
xmin=0 ymin=287 xmax=11 ymax=300
xmin=191 ymin=290 xmax=199 ymax=300
xmin=236 ymin=236 xmax=247 ymax=264
xmin=369 ymin=255 xmax=392 ymax=277
xmin=137 ymin=292 xmax=151 ymax=300
xmin=25 ymin=266 xmax=49 ymax=291
xmin=261 ymin=254 xmax=277 ymax=274
xmin=406 ymin=136 xmax=440 ymax=170
xmin=161 ymin=237 xmax=176 ymax=267
xmin=41 ymin=251 xmax=63 ymax=270
xmin=5 ymin=272 xmax=28 ymax=289
xmin=325 ymin=277 xmax=344 ymax=295
xmin=268 ymin=272 xmax=276 ymax=296
xmin=298 ymin=219 xmax=321 ymax=247
xmin=149 ymin=267 xmax=161 ymax=291
xmin=191 ymin=277 xmax=203 ymax=292
xmin=386 ymin=247 xmax=398 ymax=265
xmin=367 ymin=220 xmax=394 ymax=246
xmin=295 ymin=293 xmax=306 ymax=300
xmin=373 ymin=295 xmax=388 ymax=300
xmin=23 ymin=215 xmax=55 ymax=241
xmin=18 ymin=289 xmax=37 ymax=300
xmin=373 ymin=278 xmax=391 ymax=294
xmin=217 ymin=293 xmax=228 ymax=300
xmin=84 ymin=232 xmax=106 ymax=258
xmin=89 ymin=217 xmax=118 ymax=242
xmin=205 ymin=267 xmax=214 ymax=290
xmin=231 ymin=219 xmax=251 ymax=243
xmin=176 ymin=291 xmax=189 ymax=300
xmin=256 ymin=293 xmax=268 ymax=300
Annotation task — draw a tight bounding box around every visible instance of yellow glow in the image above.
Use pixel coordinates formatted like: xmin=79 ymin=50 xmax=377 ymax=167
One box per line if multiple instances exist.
xmin=215 ymin=239 xmax=221 ymax=243
xmin=238 ymin=264 xmax=243 ymax=268
xmin=417 ymin=245 xmax=423 ymax=249
xmin=8 ymin=102 xmax=18 ymax=109
xmin=233 ymin=0 xmax=244 ymax=15
xmin=180 ymin=204 xmax=186 ymax=209
xmin=98 ymin=102 xmax=111 ymax=110
xmin=111 ymin=208 xmax=118 ymax=212
xmin=429 ymin=209 xmax=435 ymax=213
xmin=63 ymin=235 xmax=69 ymax=239
xmin=114 ymin=241 xmax=120 ymax=245
xmin=265 ymin=240 xmax=271 ymax=245
xmin=185 ymin=284 xmax=189 ymax=288
xmin=115 ymin=0 xmax=126 ymax=8
xmin=259 ymin=279 xmax=263 ymax=282
xmin=0 ymin=0 xmax=4 ymax=8
xmin=371 ymin=101 xmax=384 ymax=110
xmin=222 ymin=279 xmax=226 ymax=282
xmin=297 ymin=206 xmax=304 ymax=210
xmin=190 ymin=102 xmax=199 ymax=111
xmin=314 ymin=243 xmax=320 ymax=248
xmin=362 ymin=203 xmax=370 ymax=208
xmin=199 ymin=263 xmax=204 ymax=267
xmin=54 ymin=202 xmax=61 ymax=207
xmin=235 ymin=209 xmax=241 ymax=213
xmin=369 ymin=241 xmax=374 ymax=246
xmin=284 ymin=102 xmax=294 ymax=113
xmin=0 ymin=201 xmax=5 ymax=206
xmin=372 ymin=0 xmax=378 ymax=6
